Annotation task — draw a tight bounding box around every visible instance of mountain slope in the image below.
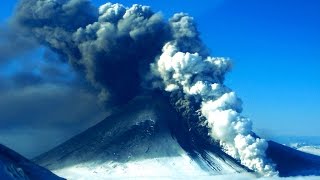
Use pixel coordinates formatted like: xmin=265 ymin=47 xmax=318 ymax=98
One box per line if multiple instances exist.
xmin=34 ymin=94 xmax=248 ymax=178
xmin=33 ymin=94 xmax=320 ymax=178
xmin=0 ymin=144 xmax=64 ymax=180
xmin=267 ymin=140 xmax=320 ymax=177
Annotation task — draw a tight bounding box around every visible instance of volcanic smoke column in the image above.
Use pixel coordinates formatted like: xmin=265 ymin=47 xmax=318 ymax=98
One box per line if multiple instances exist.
xmin=12 ymin=0 xmax=277 ymax=176
xmin=151 ymin=13 xmax=277 ymax=176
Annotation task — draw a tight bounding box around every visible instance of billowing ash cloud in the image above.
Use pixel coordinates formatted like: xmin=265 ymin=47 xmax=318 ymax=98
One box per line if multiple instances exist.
xmin=13 ymin=0 xmax=169 ymax=104
xmin=10 ymin=0 xmax=277 ymax=176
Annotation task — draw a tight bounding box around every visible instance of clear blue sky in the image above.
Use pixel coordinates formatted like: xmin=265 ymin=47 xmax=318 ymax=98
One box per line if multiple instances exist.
xmin=1 ymin=0 xmax=320 ymax=137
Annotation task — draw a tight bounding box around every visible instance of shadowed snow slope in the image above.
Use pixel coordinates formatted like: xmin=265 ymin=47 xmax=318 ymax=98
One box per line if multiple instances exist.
xmin=0 ymin=144 xmax=64 ymax=180
xmin=267 ymin=141 xmax=320 ymax=177
xmin=33 ymin=94 xmax=247 ymax=178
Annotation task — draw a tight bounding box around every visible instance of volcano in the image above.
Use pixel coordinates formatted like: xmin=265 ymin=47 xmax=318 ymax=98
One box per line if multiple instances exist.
xmin=33 ymin=94 xmax=320 ymax=179
xmin=2 ymin=0 xmax=319 ymax=179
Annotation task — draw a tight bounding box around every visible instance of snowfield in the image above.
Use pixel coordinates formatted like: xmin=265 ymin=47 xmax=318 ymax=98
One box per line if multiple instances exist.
xmin=297 ymin=146 xmax=320 ymax=156
xmin=53 ymin=157 xmax=231 ymax=180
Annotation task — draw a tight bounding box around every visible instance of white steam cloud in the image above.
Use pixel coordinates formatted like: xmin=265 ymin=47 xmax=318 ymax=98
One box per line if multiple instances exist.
xmin=151 ymin=26 xmax=277 ymax=176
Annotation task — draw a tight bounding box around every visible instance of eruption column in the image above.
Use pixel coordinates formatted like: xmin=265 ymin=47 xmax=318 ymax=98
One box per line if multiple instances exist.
xmin=152 ymin=24 xmax=278 ymax=176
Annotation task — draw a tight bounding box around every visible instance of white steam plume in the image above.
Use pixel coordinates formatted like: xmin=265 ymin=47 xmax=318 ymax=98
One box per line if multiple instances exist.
xmin=151 ymin=15 xmax=278 ymax=176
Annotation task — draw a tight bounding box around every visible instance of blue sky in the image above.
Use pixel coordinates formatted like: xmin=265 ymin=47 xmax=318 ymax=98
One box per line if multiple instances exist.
xmin=1 ymin=0 xmax=320 ymax=137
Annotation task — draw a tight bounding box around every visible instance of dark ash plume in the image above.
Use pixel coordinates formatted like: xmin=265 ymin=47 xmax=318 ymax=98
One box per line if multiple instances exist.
xmin=12 ymin=0 xmax=170 ymax=104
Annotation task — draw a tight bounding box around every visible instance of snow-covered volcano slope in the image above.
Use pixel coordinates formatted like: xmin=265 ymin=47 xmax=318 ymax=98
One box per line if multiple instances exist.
xmin=33 ymin=94 xmax=320 ymax=178
xmin=0 ymin=144 xmax=64 ymax=180
xmin=267 ymin=140 xmax=320 ymax=177
xmin=33 ymin=94 xmax=248 ymax=178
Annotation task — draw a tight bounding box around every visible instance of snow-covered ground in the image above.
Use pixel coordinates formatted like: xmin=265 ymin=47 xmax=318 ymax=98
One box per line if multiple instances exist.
xmin=54 ymin=165 xmax=320 ymax=180
xmin=271 ymin=136 xmax=320 ymax=156
xmin=48 ymin=134 xmax=320 ymax=180
xmin=54 ymin=169 xmax=254 ymax=180
xmin=0 ymin=144 xmax=63 ymax=180
xmin=52 ymin=148 xmax=245 ymax=179
xmin=54 ymin=156 xmax=217 ymax=179
xmin=296 ymin=146 xmax=320 ymax=156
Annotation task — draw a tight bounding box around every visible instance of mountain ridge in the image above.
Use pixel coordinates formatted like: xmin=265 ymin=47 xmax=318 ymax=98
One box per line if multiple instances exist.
xmin=0 ymin=144 xmax=64 ymax=180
